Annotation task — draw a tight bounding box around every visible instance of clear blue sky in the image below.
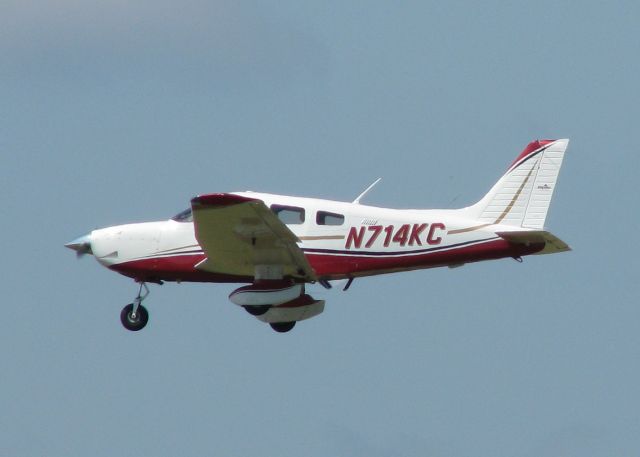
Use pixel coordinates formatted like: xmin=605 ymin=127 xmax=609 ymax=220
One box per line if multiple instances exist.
xmin=2 ymin=1 xmax=639 ymax=455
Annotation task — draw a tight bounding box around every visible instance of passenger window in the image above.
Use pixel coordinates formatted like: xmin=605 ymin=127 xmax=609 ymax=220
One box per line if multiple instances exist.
xmin=271 ymin=205 xmax=305 ymax=224
xmin=317 ymin=211 xmax=344 ymax=226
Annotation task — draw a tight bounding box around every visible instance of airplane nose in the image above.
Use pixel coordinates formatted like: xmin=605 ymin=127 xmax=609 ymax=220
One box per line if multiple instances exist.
xmin=65 ymin=233 xmax=93 ymax=256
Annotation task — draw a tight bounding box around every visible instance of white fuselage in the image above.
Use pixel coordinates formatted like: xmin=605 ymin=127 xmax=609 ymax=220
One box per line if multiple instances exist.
xmin=65 ymin=139 xmax=570 ymax=332
xmin=87 ymin=191 xmax=534 ymax=283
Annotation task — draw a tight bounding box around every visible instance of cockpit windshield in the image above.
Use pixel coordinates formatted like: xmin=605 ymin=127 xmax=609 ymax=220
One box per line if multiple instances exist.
xmin=172 ymin=208 xmax=193 ymax=222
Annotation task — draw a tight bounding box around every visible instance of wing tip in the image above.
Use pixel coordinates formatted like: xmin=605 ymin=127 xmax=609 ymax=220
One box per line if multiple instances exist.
xmin=192 ymin=193 xmax=256 ymax=208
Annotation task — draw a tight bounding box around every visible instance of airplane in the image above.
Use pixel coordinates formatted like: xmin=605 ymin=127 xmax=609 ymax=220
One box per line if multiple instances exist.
xmin=66 ymin=139 xmax=570 ymax=333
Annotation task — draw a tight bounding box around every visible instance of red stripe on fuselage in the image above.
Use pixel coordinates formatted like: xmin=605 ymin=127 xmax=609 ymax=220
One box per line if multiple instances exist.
xmin=108 ymin=239 xmax=545 ymax=283
xmin=108 ymin=253 xmax=253 ymax=283
xmin=305 ymin=238 xmax=544 ymax=278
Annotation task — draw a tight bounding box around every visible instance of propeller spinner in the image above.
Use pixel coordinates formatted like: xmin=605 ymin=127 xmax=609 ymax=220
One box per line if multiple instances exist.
xmin=65 ymin=234 xmax=93 ymax=258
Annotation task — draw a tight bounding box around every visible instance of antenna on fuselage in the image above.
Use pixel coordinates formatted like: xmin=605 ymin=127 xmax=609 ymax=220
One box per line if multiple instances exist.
xmin=352 ymin=177 xmax=382 ymax=204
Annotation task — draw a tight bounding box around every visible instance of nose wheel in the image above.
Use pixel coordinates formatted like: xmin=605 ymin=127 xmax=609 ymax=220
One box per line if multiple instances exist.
xmin=121 ymin=303 xmax=149 ymax=331
xmin=120 ymin=282 xmax=150 ymax=331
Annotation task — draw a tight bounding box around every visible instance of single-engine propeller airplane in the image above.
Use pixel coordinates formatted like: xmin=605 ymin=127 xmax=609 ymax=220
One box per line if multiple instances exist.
xmin=66 ymin=139 xmax=570 ymax=333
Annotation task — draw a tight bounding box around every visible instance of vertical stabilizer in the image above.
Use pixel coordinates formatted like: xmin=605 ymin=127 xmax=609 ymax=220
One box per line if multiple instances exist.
xmin=466 ymin=139 xmax=569 ymax=229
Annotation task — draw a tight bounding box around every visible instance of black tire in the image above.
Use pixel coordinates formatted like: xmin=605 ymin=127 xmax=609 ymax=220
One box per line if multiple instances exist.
xmin=270 ymin=321 xmax=296 ymax=333
xmin=243 ymin=305 xmax=271 ymax=316
xmin=120 ymin=303 xmax=149 ymax=331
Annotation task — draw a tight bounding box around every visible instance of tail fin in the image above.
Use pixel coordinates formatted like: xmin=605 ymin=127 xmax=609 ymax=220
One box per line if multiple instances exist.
xmin=466 ymin=139 xmax=569 ymax=229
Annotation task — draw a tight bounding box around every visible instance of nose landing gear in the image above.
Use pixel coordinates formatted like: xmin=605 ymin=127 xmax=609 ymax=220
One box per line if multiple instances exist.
xmin=120 ymin=282 xmax=150 ymax=331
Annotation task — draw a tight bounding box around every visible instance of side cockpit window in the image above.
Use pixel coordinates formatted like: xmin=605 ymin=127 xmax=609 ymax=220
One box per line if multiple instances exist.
xmin=172 ymin=208 xmax=193 ymax=222
xmin=271 ymin=205 xmax=305 ymax=225
xmin=316 ymin=211 xmax=344 ymax=226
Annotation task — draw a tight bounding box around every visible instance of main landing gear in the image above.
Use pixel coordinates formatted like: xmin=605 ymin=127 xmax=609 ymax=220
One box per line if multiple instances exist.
xmin=120 ymin=282 xmax=150 ymax=331
xmin=270 ymin=321 xmax=296 ymax=333
xmin=243 ymin=305 xmax=271 ymax=316
xmin=243 ymin=306 xmax=296 ymax=332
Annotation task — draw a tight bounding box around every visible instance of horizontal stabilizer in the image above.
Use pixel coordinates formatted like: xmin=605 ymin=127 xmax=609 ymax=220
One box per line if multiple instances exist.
xmin=497 ymin=230 xmax=571 ymax=255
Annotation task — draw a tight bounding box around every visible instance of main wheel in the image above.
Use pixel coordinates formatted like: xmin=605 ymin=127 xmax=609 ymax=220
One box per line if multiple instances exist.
xmin=120 ymin=303 xmax=149 ymax=331
xmin=270 ymin=321 xmax=296 ymax=333
xmin=243 ymin=305 xmax=271 ymax=316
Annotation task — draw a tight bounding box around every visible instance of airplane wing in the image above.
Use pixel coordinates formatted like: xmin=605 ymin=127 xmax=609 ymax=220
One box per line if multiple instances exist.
xmin=190 ymin=193 xmax=317 ymax=281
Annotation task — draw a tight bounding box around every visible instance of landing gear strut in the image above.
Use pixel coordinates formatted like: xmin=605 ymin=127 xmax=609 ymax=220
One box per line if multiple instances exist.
xmin=120 ymin=282 xmax=150 ymax=331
